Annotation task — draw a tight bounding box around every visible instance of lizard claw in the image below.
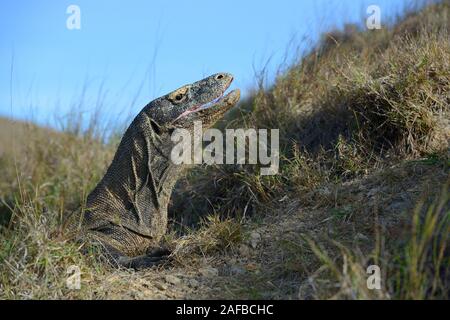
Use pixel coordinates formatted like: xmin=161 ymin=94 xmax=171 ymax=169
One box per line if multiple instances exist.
xmin=146 ymin=246 xmax=171 ymax=258
xmin=117 ymin=253 xmax=170 ymax=270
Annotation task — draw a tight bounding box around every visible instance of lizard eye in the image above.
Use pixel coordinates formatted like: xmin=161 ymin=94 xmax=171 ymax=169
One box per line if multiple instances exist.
xmin=169 ymin=86 xmax=189 ymax=103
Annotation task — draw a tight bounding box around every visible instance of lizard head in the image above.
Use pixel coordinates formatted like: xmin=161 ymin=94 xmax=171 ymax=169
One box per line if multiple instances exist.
xmin=145 ymin=73 xmax=240 ymax=131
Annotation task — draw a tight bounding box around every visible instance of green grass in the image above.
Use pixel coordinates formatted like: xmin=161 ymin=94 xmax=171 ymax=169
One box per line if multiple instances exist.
xmin=299 ymin=182 xmax=449 ymax=299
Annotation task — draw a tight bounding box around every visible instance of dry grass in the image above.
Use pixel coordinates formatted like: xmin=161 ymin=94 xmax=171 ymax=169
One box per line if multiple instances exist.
xmin=0 ymin=116 xmax=115 ymax=298
xmin=171 ymin=215 xmax=243 ymax=257
xmin=298 ymin=180 xmax=449 ymax=300
xmin=170 ymin=1 xmax=449 ymax=225
xmin=0 ymin=1 xmax=449 ymax=299
xmin=168 ymin=0 xmax=449 ymax=299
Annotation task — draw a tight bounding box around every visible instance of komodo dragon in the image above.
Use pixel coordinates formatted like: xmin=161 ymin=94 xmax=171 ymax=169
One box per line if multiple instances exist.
xmin=71 ymin=73 xmax=240 ymax=269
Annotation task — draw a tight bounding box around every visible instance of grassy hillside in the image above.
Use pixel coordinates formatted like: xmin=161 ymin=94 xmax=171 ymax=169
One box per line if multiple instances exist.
xmin=0 ymin=1 xmax=449 ymax=299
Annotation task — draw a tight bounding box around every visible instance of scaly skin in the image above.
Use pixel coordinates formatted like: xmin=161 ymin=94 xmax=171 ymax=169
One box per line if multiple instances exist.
xmin=76 ymin=73 xmax=240 ymax=269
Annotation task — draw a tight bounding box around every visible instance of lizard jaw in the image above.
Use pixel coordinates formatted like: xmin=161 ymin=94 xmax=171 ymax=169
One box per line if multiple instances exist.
xmin=174 ymin=85 xmax=237 ymax=122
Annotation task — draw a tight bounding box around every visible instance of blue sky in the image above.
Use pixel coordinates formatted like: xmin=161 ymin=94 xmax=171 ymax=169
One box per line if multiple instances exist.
xmin=0 ymin=0 xmax=411 ymax=128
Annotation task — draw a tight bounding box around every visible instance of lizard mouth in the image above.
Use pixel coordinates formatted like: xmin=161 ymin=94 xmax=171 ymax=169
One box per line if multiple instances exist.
xmin=174 ymin=82 xmax=238 ymax=122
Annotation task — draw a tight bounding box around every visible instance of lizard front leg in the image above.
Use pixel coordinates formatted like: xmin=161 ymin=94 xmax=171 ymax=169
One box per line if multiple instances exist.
xmin=103 ymin=244 xmax=171 ymax=270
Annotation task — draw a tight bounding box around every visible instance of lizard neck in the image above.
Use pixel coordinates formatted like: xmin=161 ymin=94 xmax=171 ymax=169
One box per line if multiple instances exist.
xmin=83 ymin=111 xmax=185 ymax=238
